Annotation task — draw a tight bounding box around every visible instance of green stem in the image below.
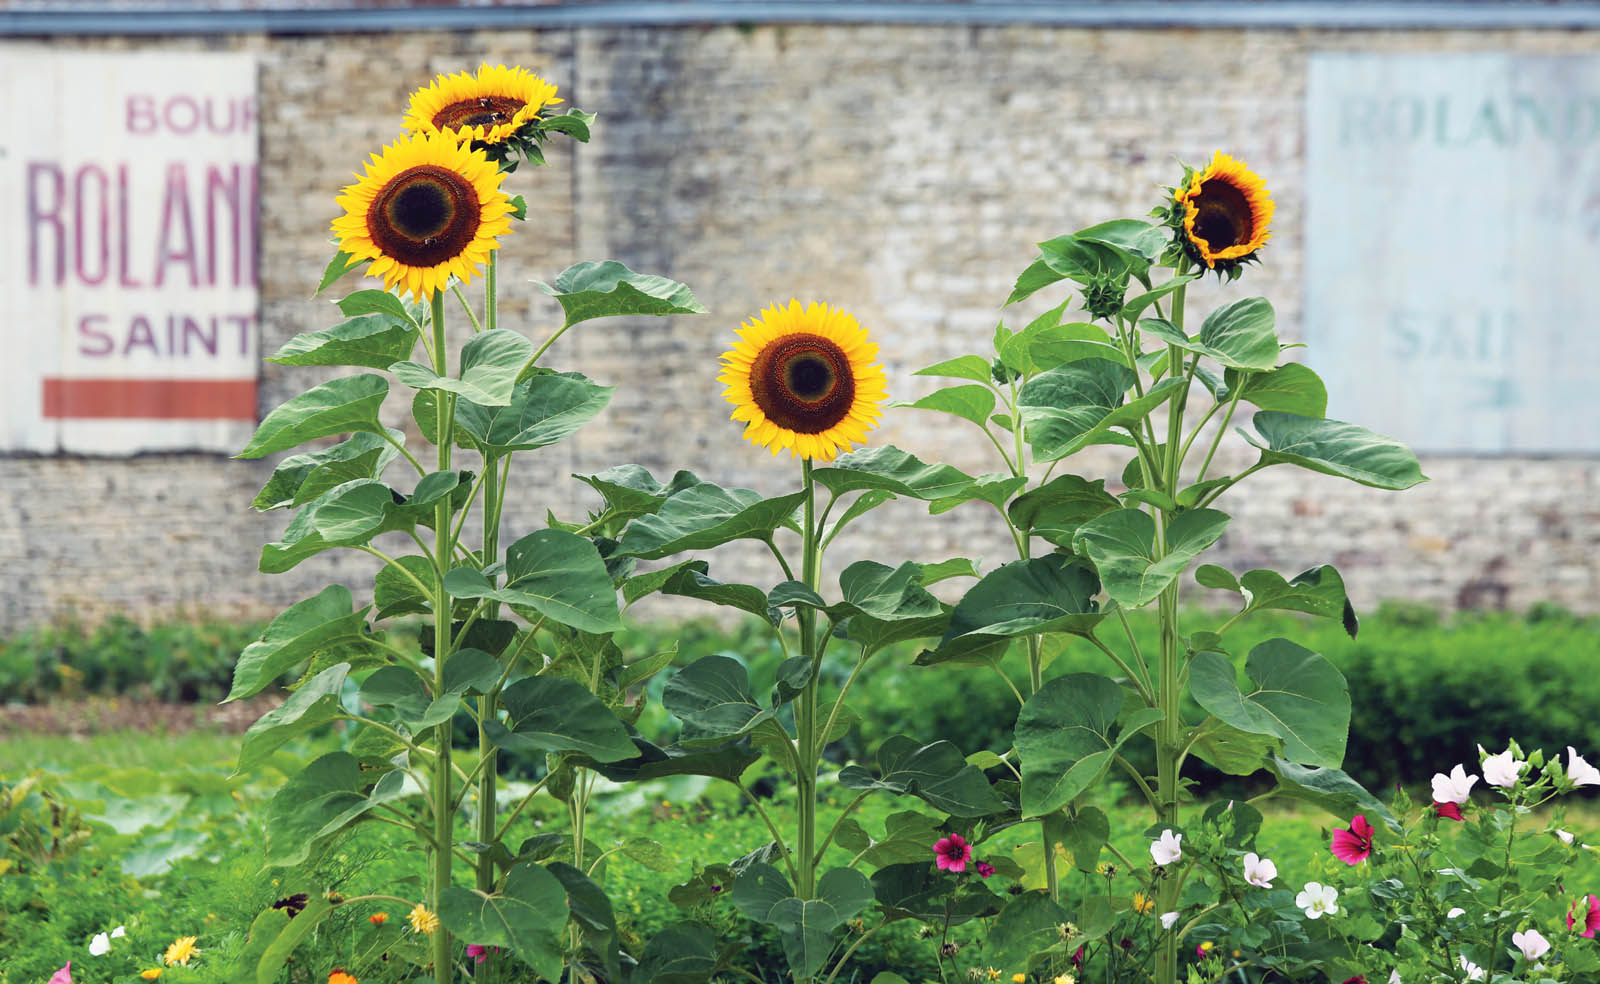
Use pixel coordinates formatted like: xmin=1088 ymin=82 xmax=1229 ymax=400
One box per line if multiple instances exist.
xmin=1086 ymin=632 xmax=1155 ymax=706
xmin=380 ymin=427 xmax=428 ymax=476
xmin=737 ymin=781 xmax=800 ymax=885
xmin=493 ymin=771 xmax=555 ymax=842
xmin=428 ymin=290 xmax=455 ymax=984
xmin=1195 ymin=378 xmax=1246 ymax=485
xmin=796 ymin=459 xmax=820 ymax=914
xmin=813 ymin=789 xmax=873 ymax=867
xmin=450 ymin=284 xmax=483 ymax=333
xmin=820 ymin=921 xmax=887 ymax=984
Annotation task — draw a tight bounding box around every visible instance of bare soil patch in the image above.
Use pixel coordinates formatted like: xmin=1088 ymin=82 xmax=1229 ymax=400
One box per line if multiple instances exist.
xmin=0 ymin=695 xmax=282 ymax=737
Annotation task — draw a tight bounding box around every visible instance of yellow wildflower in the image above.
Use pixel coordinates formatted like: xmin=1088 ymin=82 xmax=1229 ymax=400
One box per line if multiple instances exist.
xmin=162 ymin=936 xmax=199 ymax=967
xmin=1131 ymin=891 xmax=1155 ymax=915
xmin=407 ymin=903 xmax=440 ymax=935
xmin=140 ymin=972 xmax=163 ymax=981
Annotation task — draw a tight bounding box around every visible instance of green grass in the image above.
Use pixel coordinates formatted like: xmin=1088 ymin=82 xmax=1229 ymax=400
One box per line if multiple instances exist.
xmin=0 ymin=728 xmax=247 ymax=775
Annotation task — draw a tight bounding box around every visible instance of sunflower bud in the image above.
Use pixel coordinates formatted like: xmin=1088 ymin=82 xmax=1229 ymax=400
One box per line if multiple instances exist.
xmin=990 ymin=357 xmax=1020 ymax=386
xmin=1081 ymin=273 xmax=1127 ymax=321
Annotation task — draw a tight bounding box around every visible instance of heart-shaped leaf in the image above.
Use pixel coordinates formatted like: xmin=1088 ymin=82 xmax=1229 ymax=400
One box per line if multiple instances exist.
xmin=445 ymin=529 xmax=620 ymax=633
xmin=484 ymin=676 xmax=636 ymax=762
xmin=1073 ymin=507 xmax=1230 ymax=608
xmin=662 ymin=655 xmax=785 ymax=749
xmin=1015 ymin=672 xmax=1162 ymax=816
xmin=1141 ymin=297 xmax=1279 ymax=372
xmin=1224 ymin=362 xmax=1327 ymax=418
xmin=1270 ymin=757 xmax=1396 ymax=829
xmin=837 ymin=736 xmax=1004 ymax=817
xmin=1008 ymin=474 xmax=1120 ymax=547
xmin=576 ymin=464 xmax=705 ymax=523
xmin=270 ymin=313 xmax=420 ymax=369
xmin=1189 ymin=638 xmax=1350 ymax=768
xmin=926 ymin=555 xmax=1104 ymax=664
xmin=731 ymin=864 xmax=874 ymax=979
xmin=437 ymin=862 xmax=568 ymax=979
xmin=1243 ymin=412 xmax=1426 ymax=490
xmin=913 ymin=355 xmax=993 ymax=383
xmin=616 ymin=484 xmax=807 ymax=559
xmin=390 ymin=329 xmax=533 ymax=407
xmin=455 ymin=370 xmax=613 ymax=454
xmin=1019 ymin=361 xmax=1183 ymax=461
xmin=236 ymin=663 xmax=349 ymax=775
xmin=582 ymin=738 xmax=762 ymax=784
xmin=534 ymin=260 xmax=706 ymax=328
xmin=260 ymin=479 xmax=411 ymax=574
xmin=263 ymin=752 xmax=406 ymax=867
xmin=227 ymin=585 xmax=372 ymax=702
xmin=335 ymin=289 xmax=415 ymax=324
xmin=252 ymin=431 xmax=402 ymax=511
xmin=811 ymin=446 xmax=975 ymax=501
xmin=894 ymin=384 xmax=996 ymax=429
xmin=986 ymin=893 xmax=1075 ymax=970
xmin=239 ymin=373 xmax=389 ymax=459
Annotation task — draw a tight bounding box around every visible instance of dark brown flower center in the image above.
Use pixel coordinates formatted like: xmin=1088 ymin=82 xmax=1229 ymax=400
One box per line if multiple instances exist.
xmin=433 ymin=95 xmax=525 ymax=131
xmin=367 ymin=164 xmax=481 ymax=268
xmin=1191 ymin=179 xmax=1253 ymax=251
xmin=749 ymin=333 xmax=856 ymax=434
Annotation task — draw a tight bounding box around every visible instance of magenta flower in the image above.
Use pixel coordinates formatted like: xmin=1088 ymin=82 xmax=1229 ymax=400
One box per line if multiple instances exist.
xmin=933 ymin=833 xmax=972 ymax=873
xmin=1331 ymin=814 xmax=1374 ymax=865
xmin=1568 ymin=894 xmax=1600 ymax=938
xmin=1434 ymin=800 xmax=1464 ymax=821
xmin=465 ymin=944 xmax=500 ymax=964
xmin=49 ymin=965 xmax=72 ymax=984
xmin=975 ymin=860 xmax=995 ymax=879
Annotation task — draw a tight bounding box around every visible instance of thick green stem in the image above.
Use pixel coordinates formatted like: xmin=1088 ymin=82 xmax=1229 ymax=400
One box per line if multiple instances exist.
xmin=796 ymin=461 xmax=820 ymax=903
xmin=428 ymin=291 xmax=456 ymax=984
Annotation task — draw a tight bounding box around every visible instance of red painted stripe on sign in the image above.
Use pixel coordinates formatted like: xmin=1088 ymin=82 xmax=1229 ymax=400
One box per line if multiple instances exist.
xmin=42 ymin=378 xmax=258 ymax=420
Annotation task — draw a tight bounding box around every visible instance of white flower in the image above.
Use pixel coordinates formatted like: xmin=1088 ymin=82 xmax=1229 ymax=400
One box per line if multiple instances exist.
xmin=1160 ymin=911 xmax=1180 ymax=929
xmin=1558 ymin=828 xmax=1576 ymax=844
xmin=1447 ymin=907 xmax=1465 ymax=919
xmin=1242 ymin=852 xmax=1277 ymax=888
xmin=1431 ymin=764 xmax=1478 ymax=805
xmin=1295 ymin=881 xmax=1339 ymax=919
xmin=1479 ymin=744 xmax=1525 ymax=788
xmin=110 ymin=926 xmax=125 ymax=939
xmin=1389 ymin=972 xmax=1401 ymax=984
xmin=1150 ymin=829 xmax=1182 ymax=866
xmin=1512 ymin=928 xmax=1551 ymax=960
xmin=1459 ymin=955 xmax=1485 ymax=981
xmin=89 ymin=932 xmax=111 ymax=956
xmin=1568 ymin=747 xmax=1600 ymax=787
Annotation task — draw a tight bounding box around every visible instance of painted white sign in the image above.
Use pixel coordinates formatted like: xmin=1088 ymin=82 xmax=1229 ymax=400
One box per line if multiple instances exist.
xmin=1306 ymin=53 xmax=1600 ymax=453
xmin=0 ymin=50 xmax=259 ymax=454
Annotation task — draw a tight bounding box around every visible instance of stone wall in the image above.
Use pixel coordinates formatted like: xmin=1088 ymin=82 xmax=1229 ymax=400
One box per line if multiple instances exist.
xmin=3 ymin=22 xmax=1597 ymax=631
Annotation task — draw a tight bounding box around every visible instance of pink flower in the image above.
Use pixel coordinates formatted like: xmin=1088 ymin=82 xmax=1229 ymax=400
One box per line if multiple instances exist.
xmin=934 ymin=833 xmax=971 ymax=873
xmin=465 ymin=944 xmax=500 ymax=964
xmin=1568 ymin=894 xmax=1600 ymax=938
xmin=975 ymin=860 xmax=995 ymax=879
xmin=1434 ymin=801 xmax=1464 ymax=821
xmin=49 ymin=965 xmax=72 ymax=984
xmin=1330 ymin=814 xmax=1374 ymax=865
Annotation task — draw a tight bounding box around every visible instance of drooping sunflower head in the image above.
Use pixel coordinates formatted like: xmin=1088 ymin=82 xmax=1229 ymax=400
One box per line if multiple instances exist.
xmin=403 ymin=63 xmax=562 ymax=148
xmin=331 ymin=130 xmax=512 ymax=301
xmin=719 ymin=301 xmax=888 ymax=463
xmin=1170 ymin=151 xmax=1274 ymax=276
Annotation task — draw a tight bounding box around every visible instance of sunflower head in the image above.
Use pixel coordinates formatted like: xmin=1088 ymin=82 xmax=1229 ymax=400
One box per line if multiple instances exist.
xmin=718 ymin=301 xmax=888 ymax=463
xmin=330 ymin=130 xmax=512 ymax=302
xmin=404 ymin=63 xmax=562 ymax=147
xmin=1164 ymin=151 xmax=1274 ymax=279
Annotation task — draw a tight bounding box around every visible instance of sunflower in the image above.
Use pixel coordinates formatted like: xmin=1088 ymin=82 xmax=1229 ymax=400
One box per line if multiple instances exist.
xmin=1171 ymin=151 xmax=1274 ymax=272
xmin=719 ymin=301 xmax=887 ymax=462
xmin=162 ymin=936 xmax=199 ymax=967
xmin=331 ymin=130 xmax=512 ymax=301
xmin=403 ymin=63 xmax=562 ymax=147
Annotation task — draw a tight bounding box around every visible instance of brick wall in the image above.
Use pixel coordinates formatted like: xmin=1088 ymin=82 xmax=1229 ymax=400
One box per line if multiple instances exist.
xmin=3 ymin=23 xmax=1597 ymax=631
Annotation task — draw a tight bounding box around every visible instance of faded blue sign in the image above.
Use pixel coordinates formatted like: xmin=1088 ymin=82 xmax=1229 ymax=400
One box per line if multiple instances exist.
xmin=1305 ymin=53 xmax=1600 ymax=453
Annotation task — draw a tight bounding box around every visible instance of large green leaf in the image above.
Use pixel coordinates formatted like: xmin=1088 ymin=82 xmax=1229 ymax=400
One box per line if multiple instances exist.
xmin=647 ymin=561 xmax=779 ymax=625
xmin=251 ymin=431 xmax=401 ymax=511
xmin=259 ymin=479 xmax=410 ymax=574
xmin=359 ymin=666 xmax=462 ymax=731
xmin=1244 ymin=412 xmax=1426 ymax=490
xmin=389 ymin=329 xmax=533 ymax=407
xmin=837 ymin=736 xmax=1004 ymax=817
xmin=894 ymin=384 xmax=996 ymax=429
xmin=871 ymin=862 xmax=1001 ymax=924
xmin=575 ymin=464 xmax=704 ymax=523
xmin=987 ymin=893 xmax=1075 ymax=970
xmin=1019 ymin=360 xmax=1182 ymax=461
xmin=837 ymin=609 xmax=951 ymax=660
xmin=633 ymin=922 xmax=723 ymax=984
xmin=1008 ymin=474 xmax=1120 ymax=547
xmin=731 ymin=864 xmax=874 ymax=979
xmin=1073 ymin=507 xmax=1230 ymax=608
xmin=1006 ymin=256 xmax=1068 ymax=306
xmin=484 ymin=676 xmax=636 ymax=762
xmin=1270 ymin=757 xmax=1396 ymax=829
xmin=335 ymin=288 xmax=415 ymax=324
xmin=444 ymin=529 xmax=621 ymax=633
xmin=1225 ymin=362 xmax=1328 ymax=418
xmin=913 ymin=354 xmax=993 ymax=383
xmin=372 ymin=555 xmax=440 ymax=620
xmin=226 ymin=585 xmax=371 ymax=702
xmin=583 ymin=738 xmax=761 ymax=784
xmin=835 ymin=561 xmax=943 ymax=621
xmin=1230 ymin=565 xmax=1358 ymax=637
xmin=1015 ymin=672 xmax=1163 ymax=816
xmin=270 ymin=313 xmax=419 ymax=369
xmin=534 ymin=260 xmax=706 ymax=327
xmin=263 ymin=752 xmax=406 ymax=867
xmin=437 ymin=862 xmax=568 ymax=979
xmin=811 ymin=446 xmax=974 ymax=502
xmin=1140 ymin=297 xmax=1279 ymax=371
xmin=1190 ymin=722 xmax=1280 ymax=776
xmin=549 ymin=861 xmax=621 ymax=983
xmin=1189 ymin=639 xmax=1350 ymax=768
xmin=615 ymin=484 xmax=806 ymax=559
xmin=235 ymin=663 xmax=349 ymax=775
xmin=928 ymin=555 xmax=1104 ymax=664
xmin=238 ymin=374 xmax=389 ymax=459
xmin=455 ymin=370 xmax=613 ymax=453
xmin=662 ymin=655 xmax=785 ymax=749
